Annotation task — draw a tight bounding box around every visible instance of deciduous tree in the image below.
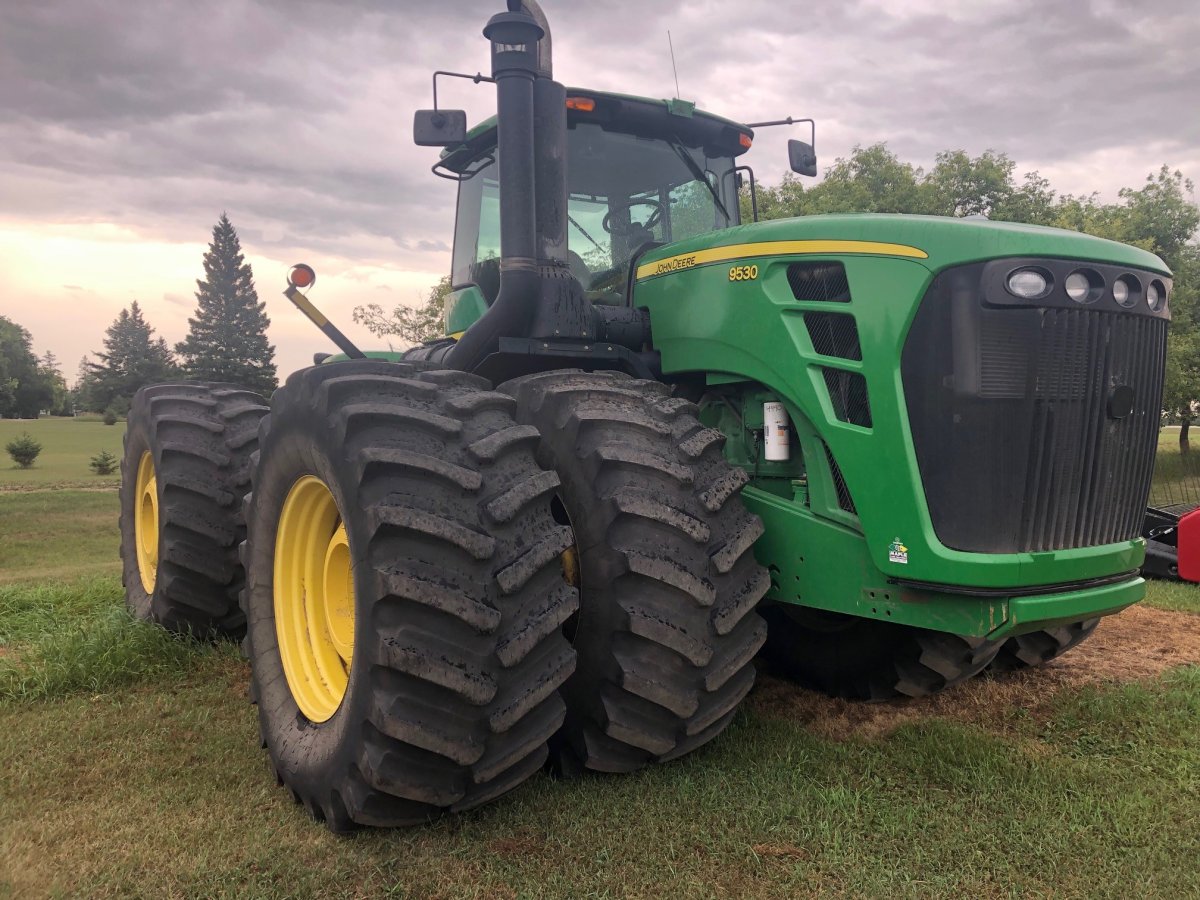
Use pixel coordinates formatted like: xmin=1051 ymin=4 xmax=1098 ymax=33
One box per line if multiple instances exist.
xmin=352 ymin=275 xmax=452 ymax=347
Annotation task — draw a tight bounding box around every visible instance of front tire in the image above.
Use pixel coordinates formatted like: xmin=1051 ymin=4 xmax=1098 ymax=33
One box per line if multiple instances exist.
xmin=119 ymin=382 xmax=268 ymax=636
xmin=501 ymin=371 xmax=769 ymax=773
xmin=761 ymin=605 xmax=1002 ymax=700
xmin=242 ymin=361 xmax=578 ymax=830
xmin=986 ymin=619 xmax=1100 ymax=673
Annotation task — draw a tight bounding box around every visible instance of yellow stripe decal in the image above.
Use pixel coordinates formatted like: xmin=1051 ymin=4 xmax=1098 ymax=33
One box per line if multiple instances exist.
xmin=447 ymin=330 xmax=466 ymax=340
xmin=635 ymin=239 xmax=928 ymax=281
xmin=289 ymin=291 xmax=329 ymax=328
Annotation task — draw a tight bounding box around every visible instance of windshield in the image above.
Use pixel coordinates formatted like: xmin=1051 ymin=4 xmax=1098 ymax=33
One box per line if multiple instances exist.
xmin=565 ymin=123 xmax=738 ymax=292
xmin=452 ymin=122 xmax=739 ymax=302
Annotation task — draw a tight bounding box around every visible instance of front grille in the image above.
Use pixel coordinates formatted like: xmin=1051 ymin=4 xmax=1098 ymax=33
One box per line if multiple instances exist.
xmin=902 ymin=262 xmax=1168 ymax=554
xmin=1018 ymin=310 xmax=1165 ymax=550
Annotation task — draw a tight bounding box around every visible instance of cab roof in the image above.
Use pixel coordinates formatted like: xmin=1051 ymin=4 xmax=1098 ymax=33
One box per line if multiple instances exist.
xmin=438 ymin=88 xmax=754 ymax=177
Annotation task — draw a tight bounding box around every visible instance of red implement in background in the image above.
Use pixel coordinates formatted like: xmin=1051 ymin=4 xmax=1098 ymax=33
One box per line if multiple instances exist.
xmin=1175 ymin=508 xmax=1200 ymax=583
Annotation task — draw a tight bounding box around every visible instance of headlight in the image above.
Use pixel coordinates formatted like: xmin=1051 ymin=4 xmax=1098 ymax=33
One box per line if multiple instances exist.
xmin=1006 ymin=267 xmax=1050 ymax=299
xmin=1065 ymin=270 xmax=1101 ymax=303
xmin=1065 ymin=272 xmax=1089 ymax=301
xmin=1113 ymin=276 xmax=1137 ymax=307
xmin=1147 ymin=281 xmax=1166 ymax=312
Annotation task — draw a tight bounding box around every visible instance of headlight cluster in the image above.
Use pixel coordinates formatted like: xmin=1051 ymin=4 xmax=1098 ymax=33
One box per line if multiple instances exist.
xmin=1005 ymin=266 xmax=1168 ymax=311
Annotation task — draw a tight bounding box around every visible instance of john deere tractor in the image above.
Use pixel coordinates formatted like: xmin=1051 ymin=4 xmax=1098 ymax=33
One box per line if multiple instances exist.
xmin=119 ymin=1 xmax=1171 ymax=830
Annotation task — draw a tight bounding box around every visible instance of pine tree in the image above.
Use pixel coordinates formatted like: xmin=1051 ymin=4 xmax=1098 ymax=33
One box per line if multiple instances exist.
xmin=73 ymin=355 xmax=96 ymax=414
xmin=176 ymin=214 xmax=277 ymax=394
xmin=39 ymin=351 xmax=70 ymax=416
xmin=90 ymin=302 xmax=177 ymax=413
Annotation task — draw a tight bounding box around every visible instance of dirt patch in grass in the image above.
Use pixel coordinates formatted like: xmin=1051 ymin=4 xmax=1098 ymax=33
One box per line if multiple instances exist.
xmin=487 ymin=829 xmax=547 ymax=859
xmin=750 ymin=603 xmax=1200 ymax=741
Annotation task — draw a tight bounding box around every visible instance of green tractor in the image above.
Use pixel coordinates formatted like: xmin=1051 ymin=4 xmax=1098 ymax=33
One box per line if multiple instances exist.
xmin=119 ymin=1 xmax=1171 ymax=830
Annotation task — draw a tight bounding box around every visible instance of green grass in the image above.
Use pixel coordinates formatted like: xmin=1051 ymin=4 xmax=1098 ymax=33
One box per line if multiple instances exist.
xmin=1150 ymin=427 xmax=1200 ymax=509
xmin=0 ymin=416 xmax=125 ymax=489
xmin=0 ymin=574 xmax=1199 ymax=896
xmin=1142 ymin=578 xmax=1200 ymax=614
xmin=0 ymin=490 xmax=120 ymax=584
xmin=0 ymin=577 xmax=225 ymax=703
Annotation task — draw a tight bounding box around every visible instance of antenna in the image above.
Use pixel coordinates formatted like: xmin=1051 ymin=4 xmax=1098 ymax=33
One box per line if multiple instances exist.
xmin=667 ymin=30 xmax=681 ymax=99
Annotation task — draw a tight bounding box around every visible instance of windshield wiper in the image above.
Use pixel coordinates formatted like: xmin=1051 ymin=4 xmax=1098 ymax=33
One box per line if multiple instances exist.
xmin=568 ymin=214 xmax=605 ymax=255
xmin=668 ymin=138 xmax=732 ymax=224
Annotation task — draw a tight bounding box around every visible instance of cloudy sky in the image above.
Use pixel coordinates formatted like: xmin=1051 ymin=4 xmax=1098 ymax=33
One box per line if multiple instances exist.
xmin=1 ymin=0 xmax=1197 ymax=382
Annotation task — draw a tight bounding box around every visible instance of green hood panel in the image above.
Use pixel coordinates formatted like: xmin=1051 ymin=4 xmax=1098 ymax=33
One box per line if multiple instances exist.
xmin=639 ymin=213 xmax=1169 ymax=276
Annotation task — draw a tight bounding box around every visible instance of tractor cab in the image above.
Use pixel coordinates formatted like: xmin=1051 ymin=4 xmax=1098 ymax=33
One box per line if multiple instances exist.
xmin=440 ymin=92 xmax=752 ymax=331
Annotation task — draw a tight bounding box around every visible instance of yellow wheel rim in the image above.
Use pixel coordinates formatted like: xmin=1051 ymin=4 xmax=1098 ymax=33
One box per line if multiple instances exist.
xmin=274 ymin=476 xmax=355 ymax=723
xmin=134 ymin=451 xmax=159 ymax=594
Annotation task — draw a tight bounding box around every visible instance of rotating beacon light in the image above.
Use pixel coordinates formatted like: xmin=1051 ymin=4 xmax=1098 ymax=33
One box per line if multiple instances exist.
xmin=763 ymin=400 xmax=790 ymax=461
xmin=283 ymin=264 xmax=365 ymax=360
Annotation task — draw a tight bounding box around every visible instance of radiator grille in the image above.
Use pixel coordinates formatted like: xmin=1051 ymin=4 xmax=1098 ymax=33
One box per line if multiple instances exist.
xmin=902 ymin=264 xmax=1167 ymax=554
xmin=1018 ymin=309 xmax=1165 ymax=551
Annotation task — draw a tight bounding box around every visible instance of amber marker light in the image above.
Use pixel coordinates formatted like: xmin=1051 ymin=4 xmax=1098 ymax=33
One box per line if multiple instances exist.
xmin=288 ymin=263 xmax=316 ymax=289
xmin=739 ymin=134 xmax=753 ymax=149
xmin=566 ymin=96 xmax=596 ymax=111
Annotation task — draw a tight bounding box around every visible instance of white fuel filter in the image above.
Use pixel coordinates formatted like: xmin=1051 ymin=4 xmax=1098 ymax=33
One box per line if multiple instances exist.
xmin=763 ymin=401 xmax=790 ymax=461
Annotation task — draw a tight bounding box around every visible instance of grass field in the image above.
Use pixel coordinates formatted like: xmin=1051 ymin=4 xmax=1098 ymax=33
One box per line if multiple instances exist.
xmin=0 ymin=416 xmax=124 ymax=489
xmin=2 ymin=417 xmax=1200 ymax=897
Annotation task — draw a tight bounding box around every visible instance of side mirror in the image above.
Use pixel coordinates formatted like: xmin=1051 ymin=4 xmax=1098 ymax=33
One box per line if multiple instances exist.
xmin=413 ymin=109 xmax=467 ymax=147
xmin=788 ymin=139 xmax=817 ymax=177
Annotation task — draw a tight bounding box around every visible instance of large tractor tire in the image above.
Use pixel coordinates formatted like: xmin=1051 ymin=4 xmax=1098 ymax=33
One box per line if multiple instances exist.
xmin=761 ymin=604 xmax=1002 ymax=701
xmin=500 ymin=370 xmax=769 ymax=774
xmin=241 ymin=361 xmax=578 ymax=830
xmin=986 ymin=618 xmax=1100 ymax=673
xmin=119 ymin=382 xmax=268 ymax=636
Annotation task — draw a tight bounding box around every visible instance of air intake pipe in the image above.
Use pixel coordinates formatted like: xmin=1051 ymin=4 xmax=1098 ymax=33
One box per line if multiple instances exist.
xmin=443 ymin=2 xmax=543 ymax=371
xmin=444 ymin=1 xmax=592 ymax=372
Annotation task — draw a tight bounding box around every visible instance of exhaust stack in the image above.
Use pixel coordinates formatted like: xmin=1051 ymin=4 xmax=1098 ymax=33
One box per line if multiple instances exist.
xmin=444 ymin=1 xmax=590 ymax=372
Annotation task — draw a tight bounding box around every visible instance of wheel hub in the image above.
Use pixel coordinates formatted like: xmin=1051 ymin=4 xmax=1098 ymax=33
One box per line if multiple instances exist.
xmin=134 ymin=451 xmax=159 ymax=594
xmin=274 ymin=476 xmax=355 ymax=723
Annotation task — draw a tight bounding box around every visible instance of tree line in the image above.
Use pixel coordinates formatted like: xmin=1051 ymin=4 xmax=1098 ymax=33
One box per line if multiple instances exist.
xmin=1 ymin=214 xmax=277 ymax=419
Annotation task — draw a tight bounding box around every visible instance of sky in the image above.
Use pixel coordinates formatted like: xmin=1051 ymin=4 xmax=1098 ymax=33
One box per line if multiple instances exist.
xmin=2 ymin=0 xmax=1197 ymax=384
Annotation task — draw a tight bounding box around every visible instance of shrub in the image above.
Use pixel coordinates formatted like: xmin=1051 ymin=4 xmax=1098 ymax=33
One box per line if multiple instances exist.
xmin=90 ymin=450 xmax=119 ymax=475
xmin=6 ymin=432 xmax=43 ymax=469
xmin=102 ymin=408 xmax=118 ymax=426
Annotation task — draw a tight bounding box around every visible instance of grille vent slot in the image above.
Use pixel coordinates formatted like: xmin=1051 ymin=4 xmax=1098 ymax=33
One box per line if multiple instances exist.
xmin=821 ymin=368 xmax=872 ymax=428
xmin=788 ymin=262 xmax=850 ymax=302
xmin=805 ymin=312 xmax=862 ymax=361
xmin=822 ymin=442 xmax=857 ymax=514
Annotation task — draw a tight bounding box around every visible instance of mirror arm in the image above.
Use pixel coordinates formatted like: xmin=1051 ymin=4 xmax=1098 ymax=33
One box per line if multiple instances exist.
xmin=745 ymin=116 xmax=815 ymax=154
xmin=733 ymin=165 xmax=759 ymax=222
xmin=431 ymin=70 xmax=496 ymax=109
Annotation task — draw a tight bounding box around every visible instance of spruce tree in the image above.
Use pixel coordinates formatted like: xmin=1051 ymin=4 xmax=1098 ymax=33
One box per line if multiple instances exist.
xmin=90 ymin=302 xmax=177 ymax=413
xmin=176 ymin=214 xmax=277 ymax=394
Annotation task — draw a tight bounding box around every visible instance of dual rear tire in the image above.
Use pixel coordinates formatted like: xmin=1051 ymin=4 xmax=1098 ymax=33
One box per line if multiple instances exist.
xmin=123 ymin=365 xmax=770 ymax=830
xmin=119 ymin=383 xmax=268 ymax=636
